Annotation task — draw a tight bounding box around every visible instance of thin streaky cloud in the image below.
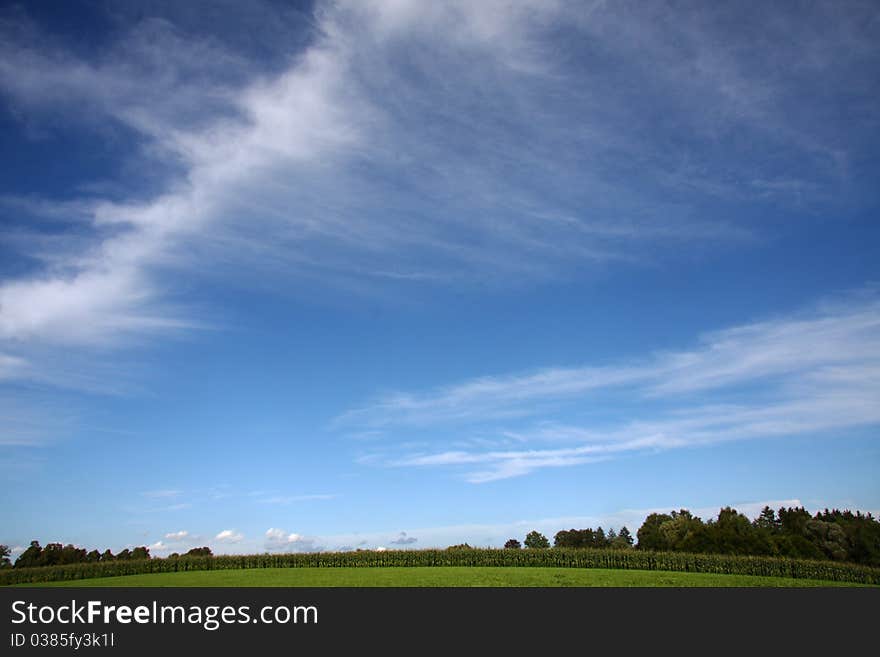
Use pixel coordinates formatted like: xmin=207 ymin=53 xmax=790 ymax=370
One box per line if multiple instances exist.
xmin=348 ymin=291 xmax=880 ymax=481
xmin=340 ymin=291 xmax=880 ymax=429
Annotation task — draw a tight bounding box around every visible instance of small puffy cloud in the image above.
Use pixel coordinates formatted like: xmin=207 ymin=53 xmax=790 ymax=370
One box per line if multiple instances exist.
xmin=215 ymin=529 xmax=244 ymax=544
xmin=264 ymin=527 xmax=320 ymax=552
xmin=164 ymin=530 xmax=189 ymax=541
xmin=375 ymin=546 xmax=387 ymax=552
xmin=389 ymin=531 xmax=417 ymax=545
xmin=265 ymin=527 xmax=291 ymax=543
xmin=149 ymin=540 xmax=168 ymax=551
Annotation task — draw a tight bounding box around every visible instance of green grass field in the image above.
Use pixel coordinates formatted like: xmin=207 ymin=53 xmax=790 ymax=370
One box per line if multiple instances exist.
xmin=16 ymin=566 xmax=870 ymax=587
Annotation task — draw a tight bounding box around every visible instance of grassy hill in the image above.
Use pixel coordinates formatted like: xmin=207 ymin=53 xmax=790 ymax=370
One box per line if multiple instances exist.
xmin=5 ymin=547 xmax=879 ymax=587
xmin=13 ymin=566 xmax=873 ymax=587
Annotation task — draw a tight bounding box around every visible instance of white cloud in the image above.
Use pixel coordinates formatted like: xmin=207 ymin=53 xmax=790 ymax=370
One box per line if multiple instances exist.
xmin=346 ymin=291 xmax=880 ymax=481
xmin=215 ymin=529 xmax=244 ymax=544
xmin=264 ymin=527 xmax=320 ymax=553
xmin=0 ymin=3 xmax=368 ymax=353
xmin=343 ymin=292 xmax=880 ymax=428
xmin=0 ymin=0 xmax=876 ymax=472
xmin=0 ymin=267 xmax=192 ymax=346
xmin=2 ymin=0 xmax=868 ymax=367
xmin=163 ymin=530 xmax=189 ymax=541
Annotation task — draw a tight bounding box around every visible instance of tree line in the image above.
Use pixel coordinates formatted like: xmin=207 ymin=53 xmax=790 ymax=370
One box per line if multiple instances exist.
xmin=502 ymin=527 xmax=635 ymax=550
xmin=0 ymin=541 xmax=214 ymax=568
xmin=636 ymin=506 xmax=880 ymax=566
xmin=4 ymin=506 xmax=877 ymax=569
xmin=503 ymin=506 xmax=879 ymax=567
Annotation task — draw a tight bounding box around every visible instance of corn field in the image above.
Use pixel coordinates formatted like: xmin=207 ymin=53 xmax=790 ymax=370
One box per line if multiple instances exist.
xmin=2 ymin=548 xmax=879 ymax=585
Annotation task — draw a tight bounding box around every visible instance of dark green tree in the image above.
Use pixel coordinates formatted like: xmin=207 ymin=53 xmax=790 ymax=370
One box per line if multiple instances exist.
xmin=503 ymin=539 xmax=521 ymax=549
xmin=59 ymin=544 xmax=87 ymax=565
xmin=754 ymin=506 xmax=779 ymax=532
xmin=633 ymin=505 xmax=880 ymax=564
xmin=805 ymin=520 xmax=849 ymax=561
xmin=131 ymin=546 xmax=151 ymax=560
xmin=658 ymin=510 xmax=701 ymax=551
xmin=611 ymin=526 xmax=634 ymax=549
xmin=0 ymin=544 xmax=11 ymax=568
xmin=636 ymin=513 xmax=672 ymax=550
xmin=185 ymin=547 xmax=213 ymax=557
xmin=40 ymin=543 xmax=64 ymax=566
xmin=844 ymin=513 xmax=880 ymax=566
xmin=15 ymin=541 xmax=43 ymax=567
xmin=524 ymin=531 xmax=550 ymax=549
xmin=778 ymin=507 xmax=812 ymax=535
xmin=713 ymin=507 xmax=773 ymax=555
xmin=554 ymin=529 xmax=598 ymax=548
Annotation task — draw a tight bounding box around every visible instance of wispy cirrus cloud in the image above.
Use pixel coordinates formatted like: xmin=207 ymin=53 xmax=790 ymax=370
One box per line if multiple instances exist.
xmin=341 ymin=291 xmax=880 ymax=426
xmin=2 ymin=0 xmax=875 ymax=358
xmin=1 ymin=0 xmax=877 ymax=456
xmin=344 ymin=290 xmax=880 ymax=482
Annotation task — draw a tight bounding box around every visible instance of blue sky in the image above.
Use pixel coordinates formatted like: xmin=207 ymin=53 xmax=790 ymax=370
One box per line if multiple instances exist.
xmin=1 ymin=0 xmax=879 ymax=556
